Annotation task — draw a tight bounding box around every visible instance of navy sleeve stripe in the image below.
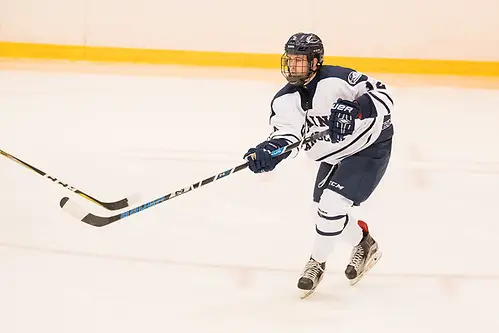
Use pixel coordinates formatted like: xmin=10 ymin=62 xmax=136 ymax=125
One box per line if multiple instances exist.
xmin=316 ymin=117 xmax=377 ymax=162
xmin=368 ymin=92 xmax=391 ymax=114
xmin=378 ymin=91 xmax=394 ymax=105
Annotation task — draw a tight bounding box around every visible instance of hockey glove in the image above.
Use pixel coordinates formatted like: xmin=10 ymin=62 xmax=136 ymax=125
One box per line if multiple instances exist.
xmin=244 ymin=138 xmax=290 ymax=173
xmin=329 ymin=99 xmax=362 ymax=143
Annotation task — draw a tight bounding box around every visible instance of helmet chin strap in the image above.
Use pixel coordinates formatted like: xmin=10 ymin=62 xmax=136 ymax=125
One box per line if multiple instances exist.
xmin=304 ymin=71 xmax=318 ymax=85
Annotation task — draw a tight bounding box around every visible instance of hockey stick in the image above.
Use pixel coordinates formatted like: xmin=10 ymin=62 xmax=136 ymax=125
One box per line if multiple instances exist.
xmin=59 ymin=129 xmax=330 ymax=227
xmin=0 ymin=149 xmax=134 ymax=210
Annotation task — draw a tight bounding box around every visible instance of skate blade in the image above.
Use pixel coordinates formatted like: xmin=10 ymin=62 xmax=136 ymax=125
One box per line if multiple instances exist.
xmin=299 ymin=287 xmax=318 ymax=299
xmin=349 ymin=250 xmax=382 ymax=286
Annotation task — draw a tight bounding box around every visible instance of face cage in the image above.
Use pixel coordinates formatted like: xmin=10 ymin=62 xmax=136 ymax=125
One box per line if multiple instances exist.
xmin=280 ymin=53 xmax=316 ymax=86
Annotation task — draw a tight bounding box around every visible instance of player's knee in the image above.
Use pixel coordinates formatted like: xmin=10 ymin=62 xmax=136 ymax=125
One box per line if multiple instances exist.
xmin=315 ymin=190 xmax=353 ymax=236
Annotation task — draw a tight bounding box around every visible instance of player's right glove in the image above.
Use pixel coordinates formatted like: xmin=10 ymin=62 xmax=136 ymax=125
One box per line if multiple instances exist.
xmin=328 ymin=99 xmax=362 ymax=143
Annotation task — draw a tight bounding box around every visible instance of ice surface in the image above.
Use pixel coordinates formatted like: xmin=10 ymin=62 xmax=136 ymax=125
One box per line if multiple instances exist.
xmin=1 ymin=67 xmax=499 ymax=333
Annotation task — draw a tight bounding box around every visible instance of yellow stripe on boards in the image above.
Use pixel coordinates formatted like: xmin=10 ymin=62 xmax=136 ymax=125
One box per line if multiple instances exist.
xmin=1 ymin=41 xmax=498 ymax=77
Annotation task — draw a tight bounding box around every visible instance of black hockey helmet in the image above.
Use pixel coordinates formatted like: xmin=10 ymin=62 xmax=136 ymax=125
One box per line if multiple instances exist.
xmin=281 ymin=32 xmax=324 ymax=86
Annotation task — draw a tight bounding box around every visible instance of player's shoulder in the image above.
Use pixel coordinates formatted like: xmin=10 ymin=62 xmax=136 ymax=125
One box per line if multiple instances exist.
xmin=318 ymin=65 xmax=368 ymax=86
xmin=272 ymin=83 xmax=299 ymax=101
xmin=274 ymin=83 xmax=298 ymax=99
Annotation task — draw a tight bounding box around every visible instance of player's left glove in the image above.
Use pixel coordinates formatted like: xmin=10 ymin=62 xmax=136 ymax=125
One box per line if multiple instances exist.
xmin=329 ymin=99 xmax=362 ymax=143
xmin=243 ymin=138 xmax=290 ymax=173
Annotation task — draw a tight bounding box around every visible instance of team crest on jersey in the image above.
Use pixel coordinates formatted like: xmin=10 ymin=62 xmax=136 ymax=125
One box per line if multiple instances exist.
xmin=348 ymin=71 xmax=363 ymax=85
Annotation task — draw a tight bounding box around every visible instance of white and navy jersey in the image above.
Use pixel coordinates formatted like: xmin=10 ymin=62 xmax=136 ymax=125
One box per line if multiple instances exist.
xmin=268 ymin=65 xmax=394 ymax=165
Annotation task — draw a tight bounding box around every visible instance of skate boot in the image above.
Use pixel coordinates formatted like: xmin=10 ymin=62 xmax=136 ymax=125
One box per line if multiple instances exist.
xmin=297 ymin=257 xmax=326 ymax=299
xmin=345 ymin=233 xmax=381 ymax=285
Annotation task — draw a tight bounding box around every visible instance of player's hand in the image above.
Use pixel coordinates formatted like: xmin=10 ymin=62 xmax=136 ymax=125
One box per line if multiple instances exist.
xmin=244 ymin=148 xmax=274 ymax=173
xmin=329 ymin=99 xmax=362 ymax=143
xmin=243 ymin=139 xmax=289 ymax=173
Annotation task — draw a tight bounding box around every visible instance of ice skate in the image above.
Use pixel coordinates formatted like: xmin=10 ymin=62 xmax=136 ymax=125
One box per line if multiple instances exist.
xmin=297 ymin=257 xmax=326 ymax=299
xmin=345 ymin=233 xmax=381 ymax=285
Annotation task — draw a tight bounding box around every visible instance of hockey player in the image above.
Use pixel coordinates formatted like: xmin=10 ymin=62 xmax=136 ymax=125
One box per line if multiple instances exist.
xmin=244 ymin=33 xmax=394 ymax=298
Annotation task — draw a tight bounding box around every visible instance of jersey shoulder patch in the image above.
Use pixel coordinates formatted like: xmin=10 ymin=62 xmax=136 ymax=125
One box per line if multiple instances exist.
xmin=319 ymin=65 xmax=368 ymax=86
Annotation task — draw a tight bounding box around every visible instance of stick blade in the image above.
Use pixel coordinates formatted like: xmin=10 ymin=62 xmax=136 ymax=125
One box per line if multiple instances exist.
xmin=99 ymin=192 xmax=142 ymax=210
xmin=60 ymin=197 xmax=117 ymax=227
xmin=100 ymin=198 xmax=129 ymax=210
